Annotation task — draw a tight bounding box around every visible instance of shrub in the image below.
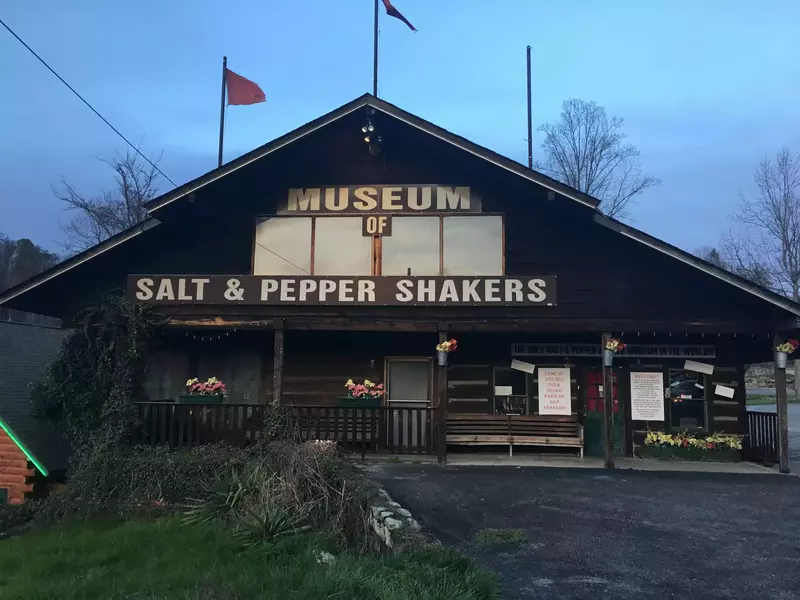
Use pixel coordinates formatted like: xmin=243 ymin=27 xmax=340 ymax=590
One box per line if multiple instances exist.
xmin=183 ymin=441 xmax=376 ymax=548
xmin=474 ymin=528 xmax=527 ymax=548
xmin=0 ymin=502 xmax=36 ymax=536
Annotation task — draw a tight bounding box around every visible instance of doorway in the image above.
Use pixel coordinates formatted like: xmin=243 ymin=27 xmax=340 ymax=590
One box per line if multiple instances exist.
xmin=583 ymin=369 xmax=625 ymax=457
xmin=384 ymin=357 xmax=433 ymax=449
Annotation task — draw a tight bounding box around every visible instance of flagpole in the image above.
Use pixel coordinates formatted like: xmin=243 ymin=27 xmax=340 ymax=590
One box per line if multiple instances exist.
xmin=526 ymin=45 xmax=533 ymax=169
xmin=218 ymin=56 xmax=227 ymax=168
xmin=373 ymin=0 xmax=379 ymax=96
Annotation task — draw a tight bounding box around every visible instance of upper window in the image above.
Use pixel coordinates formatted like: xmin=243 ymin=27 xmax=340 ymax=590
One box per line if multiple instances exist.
xmin=382 ymin=217 xmax=440 ymax=276
xmin=314 ymin=217 xmax=372 ymax=275
xmin=253 ymin=215 xmax=504 ymax=276
xmin=254 ymin=217 xmax=311 ymax=275
xmin=443 ymin=216 xmax=503 ymax=276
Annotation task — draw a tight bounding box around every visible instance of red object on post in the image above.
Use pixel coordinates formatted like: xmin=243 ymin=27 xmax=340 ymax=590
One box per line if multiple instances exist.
xmin=226 ymin=69 xmax=265 ymax=105
xmin=381 ymin=0 xmax=417 ymax=31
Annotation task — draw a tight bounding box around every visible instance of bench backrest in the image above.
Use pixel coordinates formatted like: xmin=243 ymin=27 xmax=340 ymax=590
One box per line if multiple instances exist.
xmin=446 ymin=414 xmax=580 ymax=438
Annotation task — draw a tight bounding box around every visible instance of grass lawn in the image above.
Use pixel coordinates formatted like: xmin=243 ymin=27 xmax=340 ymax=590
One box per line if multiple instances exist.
xmin=0 ymin=518 xmax=496 ymax=600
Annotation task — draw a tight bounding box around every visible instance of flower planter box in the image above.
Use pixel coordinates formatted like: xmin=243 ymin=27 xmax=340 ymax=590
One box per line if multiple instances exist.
xmin=636 ymin=445 xmax=741 ymax=462
xmin=177 ymin=394 xmax=224 ymax=404
xmin=338 ymin=396 xmax=381 ymax=408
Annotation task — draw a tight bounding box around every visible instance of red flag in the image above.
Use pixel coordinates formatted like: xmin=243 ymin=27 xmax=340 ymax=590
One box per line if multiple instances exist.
xmin=382 ymin=0 xmax=417 ymax=31
xmin=226 ymin=69 xmax=265 ymax=105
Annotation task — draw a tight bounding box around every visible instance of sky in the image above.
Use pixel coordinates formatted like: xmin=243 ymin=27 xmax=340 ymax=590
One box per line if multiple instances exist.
xmin=2 ymin=0 xmax=799 ymax=253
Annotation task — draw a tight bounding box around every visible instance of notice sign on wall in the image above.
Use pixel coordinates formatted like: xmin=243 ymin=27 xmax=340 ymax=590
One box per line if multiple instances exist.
xmin=537 ymin=368 xmax=572 ymax=415
xmin=630 ymin=371 xmax=665 ymax=421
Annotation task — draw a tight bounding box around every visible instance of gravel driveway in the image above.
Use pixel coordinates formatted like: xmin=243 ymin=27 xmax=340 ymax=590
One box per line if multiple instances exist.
xmin=371 ymin=465 xmax=800 ymax=599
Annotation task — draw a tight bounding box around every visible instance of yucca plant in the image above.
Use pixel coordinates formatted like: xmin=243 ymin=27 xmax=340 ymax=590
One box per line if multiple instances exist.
xmin=182 ymin=466 xmax=264 ymax=526
xmin=230 ymin=503 xmax=312 ymax=548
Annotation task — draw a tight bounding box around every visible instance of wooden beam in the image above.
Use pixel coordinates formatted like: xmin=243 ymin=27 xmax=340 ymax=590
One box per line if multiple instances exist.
xmin=773 ymin=334 xmax=791 ymax=474
xmin=602 ymin=332 xmax=615 ymax=469
xmin=272 ymin=319 xmax=285 ymax=407
xmin=437 ymin=328 xmax=448 ymax=465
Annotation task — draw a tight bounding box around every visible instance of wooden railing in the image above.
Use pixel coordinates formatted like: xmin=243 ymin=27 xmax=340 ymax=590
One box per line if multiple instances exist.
xmin=135 ymin=403 xmax=266 ymax=448
xmin=135 ymin=403 xmax=437 ymax=456
xmin=743 ymin=410 xmax=778 ymax=464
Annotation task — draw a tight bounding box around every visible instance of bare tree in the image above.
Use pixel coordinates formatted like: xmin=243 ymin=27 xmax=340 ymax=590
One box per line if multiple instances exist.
xmin=730 ymin=148 xmax=800 ymax=301
xmin=54 ymin=149 xmax=161 ymax=252
xmin=537 ymin=99 xmax=660 ymax=219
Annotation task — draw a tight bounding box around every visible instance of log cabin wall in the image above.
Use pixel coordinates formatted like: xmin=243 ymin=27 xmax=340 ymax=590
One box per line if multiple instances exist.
xmin=0 ymin=428 xmax=35 ymax=504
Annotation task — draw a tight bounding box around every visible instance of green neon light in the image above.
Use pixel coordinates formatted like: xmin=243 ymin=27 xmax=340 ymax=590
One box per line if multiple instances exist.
xmin=0 ymin=416 xmax=49 ymax=477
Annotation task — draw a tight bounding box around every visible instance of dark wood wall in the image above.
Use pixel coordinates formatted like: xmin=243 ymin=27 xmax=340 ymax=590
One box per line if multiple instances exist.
xmin=9 ymin=106 xmax=791 ymax=338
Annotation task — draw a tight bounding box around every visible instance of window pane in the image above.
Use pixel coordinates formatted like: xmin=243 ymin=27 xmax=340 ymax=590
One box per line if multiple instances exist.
xmin=382 ymin=217 xmax=440 ymax=275
xmin=669 ymin=369 xmax=705 ymax=429
xmin=314 ymin=217 xmax=372 ymax=275
xmin=253 ymin=217 xmax=311 ymax=275
xmin=443 ymin=216 xmax=503 ymax=275
xmin=388 ymin=360 xmax=430 ymax=403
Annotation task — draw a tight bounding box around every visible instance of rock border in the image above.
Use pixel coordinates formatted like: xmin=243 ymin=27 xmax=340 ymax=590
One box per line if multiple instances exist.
xmin=369 ymin=488 xmax=421 ymax=550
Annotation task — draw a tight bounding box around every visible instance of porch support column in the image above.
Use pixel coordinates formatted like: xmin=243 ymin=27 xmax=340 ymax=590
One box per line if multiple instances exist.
xmin=436 ymin=327 xmax=448 ymax=465
xmin=272 ymin=319 xmax=285 ymax=406
xmin=601 ymin=332 xmax=615 ymax=469
xmin=773 ymin=333 xmax=791 ymax=474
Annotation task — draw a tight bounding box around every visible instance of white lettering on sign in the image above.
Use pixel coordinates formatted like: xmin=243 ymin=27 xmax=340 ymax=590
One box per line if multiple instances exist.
xmin=284 ymin=186 xmax=473 ymax=213
xmin=537 ymin=367 xmax=572 ymax=415
xmin=288 ymin=188 xmax=321 ymax=211
xmin=630 ymin=371 xmax=665 ymax=421
xmin=353 ymin=187 xmax=378 ymax=211
xmin=436 ymin=186 xmax=470 ymax=210
xmin=129 ymin=276 xmax=557 ymax=306
xmin=395 ymin=279 xmax=414 ymax=302
xmin=136 ymin=278 xmax=154 ymax=300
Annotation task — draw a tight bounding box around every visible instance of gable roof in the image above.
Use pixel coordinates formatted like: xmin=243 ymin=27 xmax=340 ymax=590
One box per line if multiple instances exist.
xmin=1 ymin=93 xmax=800 ymax=320
xmin=145 ymin=93 xmax=599 ymax=214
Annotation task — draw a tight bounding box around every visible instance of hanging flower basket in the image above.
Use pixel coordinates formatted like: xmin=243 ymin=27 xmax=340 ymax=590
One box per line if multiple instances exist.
xmin=774 ymin=339 xmax=798 ymax=369
xmin=435 ymin=338 xmax=458 ymax=366
xmin=603 ymin=338 xmax=625 ymax=367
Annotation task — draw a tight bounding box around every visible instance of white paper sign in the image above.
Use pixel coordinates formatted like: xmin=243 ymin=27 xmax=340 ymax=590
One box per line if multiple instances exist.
xmin=714 ymin=384 xmax=735 ymax=398
xmin=630 ymin=371 xmax=665 ymax=421
xmin=538 ymin=368 xmax=572 ymax=415
xmin=494 ymin=386 xmax=513 ymax=396
xmin=510 ymin=359 xmax=536 ymax=374
xmin=684 ymin=360 xmax=714 ymax=375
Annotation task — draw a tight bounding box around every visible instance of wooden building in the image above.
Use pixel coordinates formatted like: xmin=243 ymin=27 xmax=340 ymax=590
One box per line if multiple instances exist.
xmin=1 ymin=94 xmax=796 ymax=469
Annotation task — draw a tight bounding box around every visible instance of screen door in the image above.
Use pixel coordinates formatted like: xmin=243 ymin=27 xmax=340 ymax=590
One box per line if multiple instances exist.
xmin=385 ymin=358 xmax=432 ymax=449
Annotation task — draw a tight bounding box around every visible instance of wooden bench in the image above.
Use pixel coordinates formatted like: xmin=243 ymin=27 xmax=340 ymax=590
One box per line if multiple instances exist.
xmin=446 ymin=414 xmax=583 ymax=457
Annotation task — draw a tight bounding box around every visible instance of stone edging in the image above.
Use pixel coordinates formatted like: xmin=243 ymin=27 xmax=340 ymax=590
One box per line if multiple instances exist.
xmin=369 ymin=488 xmax=421 ymax=549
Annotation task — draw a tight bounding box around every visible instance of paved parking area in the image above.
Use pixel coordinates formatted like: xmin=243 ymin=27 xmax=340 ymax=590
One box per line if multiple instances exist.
xmin=371 ymin=465 xmax=800 ymax=599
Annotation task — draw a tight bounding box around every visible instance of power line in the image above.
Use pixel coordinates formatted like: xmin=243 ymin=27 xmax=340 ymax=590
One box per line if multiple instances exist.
xmin=0 ymin=18 xmax=177 ymax=187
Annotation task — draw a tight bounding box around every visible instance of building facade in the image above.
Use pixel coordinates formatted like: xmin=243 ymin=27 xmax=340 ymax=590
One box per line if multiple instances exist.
xmin=1 ymin=95 xmax=797 ymax=467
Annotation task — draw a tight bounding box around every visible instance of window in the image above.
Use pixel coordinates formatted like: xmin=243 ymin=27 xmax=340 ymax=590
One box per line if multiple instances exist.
xmin=386 ymin=359 xmax=431 ymax=403
xmin=254 ymin=217 xmax=312 ymax=275
xmin=382 ymin=217 xmax=440 ymax=275
xmin=253 ymin=215 xmax=504 ymax=276
xmin=668 ymin=369 xmax=706 ymax=430
xmin=443 ymin=216 xmax=503 ymax=275
xmin=314 ymin=217 xmax=372 ymax=275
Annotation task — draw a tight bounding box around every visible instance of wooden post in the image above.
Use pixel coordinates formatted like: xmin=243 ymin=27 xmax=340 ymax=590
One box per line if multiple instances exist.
xmin=773 ymin=334 xmax=791 ymax=474
xmin=436 ymin=328 xmax=448 ymax=464
xmin=272 ymin=319 xmax=285 ymax=406
xmin=602 ymin=332 xmax=615 ymax=469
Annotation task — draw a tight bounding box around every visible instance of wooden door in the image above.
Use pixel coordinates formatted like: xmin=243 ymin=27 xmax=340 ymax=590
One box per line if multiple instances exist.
xmin=583 ymin=369 xmax=624 ymax=457
xmin=385 ymin=357 xmax=432 ymax=449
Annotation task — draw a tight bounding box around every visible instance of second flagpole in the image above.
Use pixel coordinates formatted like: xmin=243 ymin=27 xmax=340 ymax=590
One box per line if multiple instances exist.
xmin=218 ymin=56 xmax=227 ymax=168
xmin=373 ymin=0 xmax=379 ymax=96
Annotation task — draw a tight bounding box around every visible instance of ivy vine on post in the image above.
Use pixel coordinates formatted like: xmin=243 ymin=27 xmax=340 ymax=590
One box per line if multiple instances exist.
xmin=31 ymin=294 xmax=157 ymax=458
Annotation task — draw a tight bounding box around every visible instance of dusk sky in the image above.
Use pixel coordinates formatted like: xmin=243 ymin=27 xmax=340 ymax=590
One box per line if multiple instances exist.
xmin=2 ymin=1 xmax=799 ymax=253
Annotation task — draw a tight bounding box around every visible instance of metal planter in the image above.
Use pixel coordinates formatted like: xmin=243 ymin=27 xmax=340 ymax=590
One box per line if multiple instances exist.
xmin=437 ymin=350 xmax=448 ymax=366
xmin=775 ymin=351 xmax=788 ymax=369
xmin=602 ymin=349 xmax=614 ymax=367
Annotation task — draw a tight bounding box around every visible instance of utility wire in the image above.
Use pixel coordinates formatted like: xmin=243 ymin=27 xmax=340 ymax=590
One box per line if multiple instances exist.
xmin=0 ymin=18 xmax=177 ymax=187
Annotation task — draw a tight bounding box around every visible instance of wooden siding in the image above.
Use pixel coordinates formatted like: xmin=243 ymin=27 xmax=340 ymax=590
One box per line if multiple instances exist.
xmin=0 ymin=429 xmax=34 ymax=504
